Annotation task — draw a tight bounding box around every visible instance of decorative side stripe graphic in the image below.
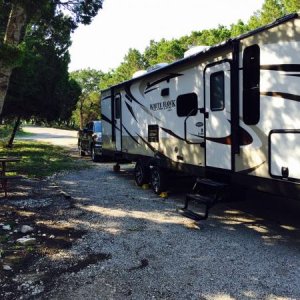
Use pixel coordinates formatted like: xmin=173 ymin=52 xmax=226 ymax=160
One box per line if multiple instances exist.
xmin=284 ymin=74 xmax=300 ymax=78
xmin=101 ymin=114 xmax=112 ymax=125
xmin=125 ymin=102 xmax=138 ymax=122
xmin=125 ymin=85 xmax=146 ymax=108
xmin=161 ymin=127 xmax=185 ymax=141
xmin=238 ymin=161 xmax=266 ymax=175
xmin=125 ymin=94 xmax=132 ymax=102
xmin=261 ymin=64 xmax=300 ymax=72
xmin=144 ymin=87 xmax=158 ymax=94
xmin=162 ymin=125 xmax=252 ymax=146
xmin=136 ymin=134 xmax=167 ymax=159
xmin=145 ymin=73 xmax=183 ymax=92
xmin=261 ymin=91 xmax=300 ymax=103
xmin=206 ymin=136 xmax=231 ymax=145
xmin=102 ymin=114 xmax=120 ymax=131
xmin=136 ymin=134 xmax=156 ymax=153
xmin=122 ymin=125 xmax=140 ymax=145
xmin=205 ymin=126 xmax=253 ymax=146
xmin=102 ymin=95 xmax=111 ymax=101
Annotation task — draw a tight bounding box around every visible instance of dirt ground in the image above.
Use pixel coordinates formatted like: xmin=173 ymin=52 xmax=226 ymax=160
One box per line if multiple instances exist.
xmin=1 ymin=126 xmax=299 ymax=300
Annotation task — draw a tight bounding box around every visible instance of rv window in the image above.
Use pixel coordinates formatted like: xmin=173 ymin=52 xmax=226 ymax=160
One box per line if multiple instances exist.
xmin=148 ymin=125 xmax=159 ymax=142
xmin=176 ymin=93 xmax=198 ymax=117
xmin=243 ymin=44 xmax=260 ymax=125
xmin=115 ymin=95 xmax=121 ymax=119
xmin=210 ymin=71 xmax=224 ymax=111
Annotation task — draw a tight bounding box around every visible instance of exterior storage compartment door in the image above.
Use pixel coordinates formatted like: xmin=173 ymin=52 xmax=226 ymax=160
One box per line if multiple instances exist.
xmin=269 ymin=130 xmax=300 ymax=180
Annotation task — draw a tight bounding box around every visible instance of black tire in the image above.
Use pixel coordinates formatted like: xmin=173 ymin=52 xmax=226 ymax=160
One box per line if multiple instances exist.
xmin=91 ymin=145 xmax=101 ymax=162
xmin=134 ymin=161 xmax=150 ymax=186
xmin=150 ymin=166 xmax=167 ymax=194
xmin=78 ymin=143 xmax=85 ymax=157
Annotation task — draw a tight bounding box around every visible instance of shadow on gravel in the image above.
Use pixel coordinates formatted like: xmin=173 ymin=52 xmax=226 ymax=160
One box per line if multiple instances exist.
xmin=53 ymin=162 xmax=300 ymax=300
xmin=108 ymin=164 xmax=300 ymax=248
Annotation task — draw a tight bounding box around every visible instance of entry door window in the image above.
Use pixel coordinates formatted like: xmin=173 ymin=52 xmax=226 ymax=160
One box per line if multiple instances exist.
xmin=210 ymin=71 xmax=225 ymax=111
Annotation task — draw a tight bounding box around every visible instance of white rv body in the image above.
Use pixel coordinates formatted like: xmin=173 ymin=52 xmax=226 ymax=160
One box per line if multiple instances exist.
xmin=101 ymin=14 xmax=300 ymax=199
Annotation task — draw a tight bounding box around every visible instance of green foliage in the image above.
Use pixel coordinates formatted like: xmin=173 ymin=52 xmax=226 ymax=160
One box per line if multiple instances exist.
xmin=0 ymin=140 xmax=89 ymax=178
xmin=113 ymin=48 xmax=146 ymax=82
xmin=2 ymin=6 xmax=81 ymax=126
xmin=99 ymin=0 xmax=295 ymax=89
xmin=0 ymin=123 xmax=13 ymax=140
xmin=282 ymin=0 xmax=300 ymax=13
xmin=70 ymin=69 xmax=103 ymax=128
xmin=144 ymin=39 xmax=185 ymax=66
xmin=70 ymin=68 xmax=102 ymax=94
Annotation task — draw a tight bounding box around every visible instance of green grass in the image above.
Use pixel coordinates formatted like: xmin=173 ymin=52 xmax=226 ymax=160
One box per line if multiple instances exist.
xmin=0 ymin=140 xmax=89 ymax=178
xmin=0 ymin=124 xmax=13 ymax=140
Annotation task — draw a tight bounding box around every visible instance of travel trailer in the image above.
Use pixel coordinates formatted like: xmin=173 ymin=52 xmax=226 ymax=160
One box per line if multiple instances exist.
xmin=101 ymin=13 xmax=300 ymax=216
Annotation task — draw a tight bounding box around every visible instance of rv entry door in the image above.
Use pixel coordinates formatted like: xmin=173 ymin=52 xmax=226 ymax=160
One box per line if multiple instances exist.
xmin=114 ymin=94 xmax=122 ymax=151
xmin=204 ymin=61 xmax=231 ymax=170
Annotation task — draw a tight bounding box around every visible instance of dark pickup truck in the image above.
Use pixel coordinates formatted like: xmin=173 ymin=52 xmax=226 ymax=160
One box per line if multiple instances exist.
xmin=78 ymin=120 xmax=102 ymax=162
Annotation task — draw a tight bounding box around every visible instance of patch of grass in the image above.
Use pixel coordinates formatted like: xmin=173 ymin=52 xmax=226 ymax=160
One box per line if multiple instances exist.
xmin=0 ymin=124 xmax=13 ymax=140
xmin=15 ymin=128 xmax=34 ymax=137
xmin=0 ymin=140 xmax=89 ymax=178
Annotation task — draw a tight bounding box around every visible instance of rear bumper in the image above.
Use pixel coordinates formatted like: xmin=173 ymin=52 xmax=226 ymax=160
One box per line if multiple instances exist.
xmin=94 ymin=142 xmax=102 ymax=155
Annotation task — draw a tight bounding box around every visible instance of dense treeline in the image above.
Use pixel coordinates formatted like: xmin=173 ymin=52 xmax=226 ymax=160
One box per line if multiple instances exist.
xmin=72 ymin=0 xmax=300 ymax=129
xmin=98 ymin=0 xmax=300 ymax=89
xmin=1 ymin=0 xmax=300 ymax=142
xmin=0 ymin=0 xmax=103 ymax=145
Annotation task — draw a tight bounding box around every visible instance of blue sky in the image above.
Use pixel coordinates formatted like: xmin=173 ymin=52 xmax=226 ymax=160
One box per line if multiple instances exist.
xmin=69 ymin=0 xmax=265 ymax=72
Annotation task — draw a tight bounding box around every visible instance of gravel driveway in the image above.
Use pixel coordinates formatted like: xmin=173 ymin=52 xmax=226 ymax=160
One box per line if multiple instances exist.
xmin=28 ymin=162 xmax=300 ymax=300
xmin=19 ymin=126 xmax=78 ymax=150
xmin=5 ymin=126 xmax=300 ymax=299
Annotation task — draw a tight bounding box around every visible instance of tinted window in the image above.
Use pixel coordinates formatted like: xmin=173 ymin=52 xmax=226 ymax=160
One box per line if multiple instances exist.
xmin=210 ymin=71 xmax=224 ymax=111
xmin=243 ymin=44 xmax=260 ymax=125
xmin=115 ymin=95 xmax=121 ymax=119
xmin=94 ymin=121 xmax=102 ymax=132
xmin=176 ymin=93 xmax=198 ymax=117
xmin=148 ymin=125 xmax=159 ymax=142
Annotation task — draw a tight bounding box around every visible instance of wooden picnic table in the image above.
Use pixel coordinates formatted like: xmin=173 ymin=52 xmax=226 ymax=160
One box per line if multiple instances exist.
xmin=0 ymin=157 xmax=22 ymax=197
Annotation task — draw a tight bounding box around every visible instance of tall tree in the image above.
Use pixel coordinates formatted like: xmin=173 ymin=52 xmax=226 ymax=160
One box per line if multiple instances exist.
xmin=2 ymin=10 xmax=81 ymax=146
xmin=0 ymin=0 xmax=103 ymax=116
xmin=113 ymin=48 xmax=146 ymax=82
xmin=70 ymin=69 xmax=103 ymax=128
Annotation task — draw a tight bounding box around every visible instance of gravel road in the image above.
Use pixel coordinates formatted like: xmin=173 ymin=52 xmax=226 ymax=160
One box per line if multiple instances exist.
xmin=27 ymin=162 xmax=299 ymax=300
xmin=19 ymin=126 xmax=78 ymax=150
xmin=10 ymin=126 xmax=300 ymax=299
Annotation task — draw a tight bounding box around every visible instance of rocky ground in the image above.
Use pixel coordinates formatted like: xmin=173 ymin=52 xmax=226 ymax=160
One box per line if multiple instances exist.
xmin=1 ymin=160 xmax=300 ymax=300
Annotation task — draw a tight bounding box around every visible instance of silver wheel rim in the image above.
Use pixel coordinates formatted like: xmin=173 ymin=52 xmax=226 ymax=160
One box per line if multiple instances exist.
xmin=135 ymin=165 xmax=143 ymax=184
xmin=152 ymin=170 xmax=160 ymax=192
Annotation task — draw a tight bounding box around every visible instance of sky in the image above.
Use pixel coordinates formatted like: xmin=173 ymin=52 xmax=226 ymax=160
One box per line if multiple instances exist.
xmin=69 ymin=0 xmax=265 ymax=72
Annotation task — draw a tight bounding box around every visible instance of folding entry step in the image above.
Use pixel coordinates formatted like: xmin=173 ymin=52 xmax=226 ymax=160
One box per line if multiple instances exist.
xmin=179 ymin=178 xmax=228 ymax=221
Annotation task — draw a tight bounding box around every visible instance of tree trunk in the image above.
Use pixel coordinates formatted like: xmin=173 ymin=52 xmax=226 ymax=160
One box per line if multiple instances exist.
xmin=7 ymin=115 xmax=21 ymax=148
xmin=79 ymin=97 xmax=84 ymax=130
xmin=0 ymin=4 xmax=27 ymax=115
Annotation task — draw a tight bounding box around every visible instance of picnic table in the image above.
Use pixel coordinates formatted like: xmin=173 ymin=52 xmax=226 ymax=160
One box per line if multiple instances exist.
xmin=0 ymin=157 xmax=22 ymax=197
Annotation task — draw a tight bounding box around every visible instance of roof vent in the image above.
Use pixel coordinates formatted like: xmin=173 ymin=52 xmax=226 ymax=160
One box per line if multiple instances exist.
xmin=146 ymin=63 xmax=168 ymax=73
xmin=184 ymin=46 xmax=210 ymax=58
xmin=132 ymin=70 xmax=147 ymax=78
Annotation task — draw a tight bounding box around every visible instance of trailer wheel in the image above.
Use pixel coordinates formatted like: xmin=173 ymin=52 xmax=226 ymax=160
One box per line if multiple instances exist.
xmin=91 ymin=145 xmax=101 ymax=162
xmin=150 ymin=166 xmax=167 ymax=194
xmin=134 ymin=161 xmax=150 ymax=186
